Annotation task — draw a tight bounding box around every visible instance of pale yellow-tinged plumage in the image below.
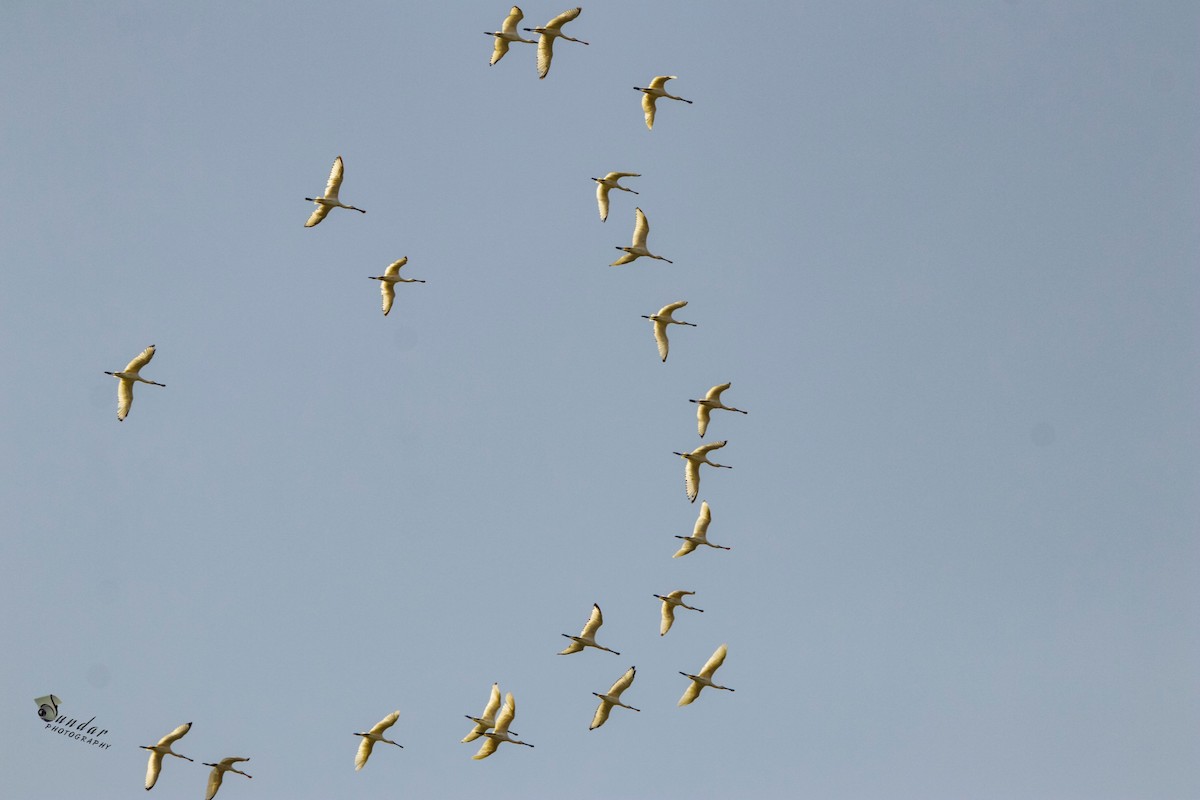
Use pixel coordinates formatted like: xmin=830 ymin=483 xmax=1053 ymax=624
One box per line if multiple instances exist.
xmin=642 ymin=300 xmax=694 ymax=362
xmin=589 ymin=666 xmax=640 ymax=729
xmin=673 ymin=440 xmax=731 ymax=502
xmin=141 ymin=721 xmax=193 ymax=791
xmin=305 ymin=156 xmax=365 ymax=226
xmin=613 ymin=207 xmax=673 ymax=266
xmin=106 ymin=344 xmax=165 ymax=422
xmin=354 ymin=711 xmax=402 ymax=770
xmin=634 ymin=75 xmax=693 ymax=130
xmin=678 ymin=644 xmax=734 ymax=706
xmin=202 ymin=757 xmax=251 ymax=800
xmin=524 ymin=7 xmax=588 ymax=79
xmin=654 ymin=590 xmax=704 ymax=635
xmin=558 ymin=602 xmax=620 ymax=655
xmin=691 ymin=382 xmax=748 ymax=437
xmin=673 ymin=501 xmax=731 ymax=556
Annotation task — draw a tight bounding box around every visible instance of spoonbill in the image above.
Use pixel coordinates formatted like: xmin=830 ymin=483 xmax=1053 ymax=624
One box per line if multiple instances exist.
xmin=592 ymin=171 xmax=640 ymax=222
xmin=673 ymin=440 xmax=731 ymax=502
xmin=679 ymin=643 xmax=735 ymax=706
xmin=691 ymin=382 xmax=748 ymax=437
xmin=642 ymin=300 xmax=695 ymax=362
xmin=589 ymin=666 xmax=640 ymax=730
xmin=673 ymin=501 xmax=731 ymax=556
xmin=613 ymin=207 xmax=672 ymax=266
xmin=141 ymin=721 xmax=193 ymax=791
xmin=654 ymin=590 xmax=704 ymax=635
xmin=305 ymin=156 xmax=365 ymax=226
xmin=368 ymin=257 xmax=425 ymax=316
xmin=524 ymin=7 xmax=588 ymax=79
xmin=202 ymin=757 xmax=251 ymax=800
xmin=485 ymin=6 xmax=536 ymax=65
xmin=558 ymin=603 xmax=620 ymax=655
xmin=634 ymin=76 xmax=693 ymax=130
xmin=462 ymin=683 xmax=519 ymax=743
xmin=354 ymin=711 xmax=402 ymax=770
xmin=473 ymin=692 xmax=533 ymax=759
xmin=106 ymin=344 xmax=165 ymax=422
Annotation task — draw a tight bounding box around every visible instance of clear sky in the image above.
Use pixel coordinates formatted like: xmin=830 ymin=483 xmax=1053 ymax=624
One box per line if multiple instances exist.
xmin=3 ymin=2 xmax=1197 ymax=798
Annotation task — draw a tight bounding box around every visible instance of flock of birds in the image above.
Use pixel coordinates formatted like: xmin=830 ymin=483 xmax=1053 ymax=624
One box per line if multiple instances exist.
xmin=109 ymin=6 xmax=748 ymax=794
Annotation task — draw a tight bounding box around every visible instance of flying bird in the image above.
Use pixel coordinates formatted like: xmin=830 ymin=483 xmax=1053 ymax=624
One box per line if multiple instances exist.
xmin=368 ymin=257 xmax=426 ymax=316
xmin=678 ymin=644 xmax=735 ymax=706
xmin=558 ymin=603 xmax=620 ymax=655
xmin=673 ymin=440 xmax=731 ymax=503
xmin=589 ymin=666 xmax=640 ymax=730
xmin=612 ymin=207 xmax=672 ymax=266
xmin=654 ymin=590 xmax=704 ymax=635
xmin=106 ymin=344 xmax=165 ymax=422
xmin=462 ymin=683 xmax=519 ymax=743
xmin=642 ymin=300 xmax=695 ymax=362
xmin=354 ymin=711 xmax=403 ymax=770
xmin=485 ymin=6 xmax=536 ymax=65
xmin=673 ymin=501 xmax=731 ymax=556
xmin=524 ymin=7 xmax=588 ymax=79
xmin=472 ymin=692 xmax=533 ymax=759
xmin=591 ymin=171 xmax=640 ymax=222
xmin=141 ymin=721 xmax=193 ymax=791
xmin=304 ymin=156 xmax=365 ymax=226
xmin=690 ymin=382 xmax=748 ymax=437
xmin=634 ymin=75 xmax=693 ymax=130
xmin=202 ymin=757 xmax=251 ymax=800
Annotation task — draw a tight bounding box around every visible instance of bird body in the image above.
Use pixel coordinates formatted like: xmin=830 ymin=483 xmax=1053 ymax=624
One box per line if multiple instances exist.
xmin=486 ymin=6 xmax=537 ymax=65
xmin=354 ymin=711 xmax=403 ymax=770
xmin=202 ymin=757 xmax=251 ymax=800
xmin=141 ymin=721 xmax=194 ymax=791
xmin=655 ymin=590 xmax=704 ymax=635
xmin=642 ymin=300 xmax=695 ymax=362
xmin=368 ymin=257 xmax=426 ymax=316
xmin=691 ymin=382 xmax=748 ymax=437
xmin=679 ymin=644 xmax=734 ymax=705
xmin=673 ymin=501 xmax=731 ymax=556
xmin=634 ymin=75 xmax=693 ymax=129
xmin=673 ymin=441 xmax=731 ymax=502
xmin=524 ymin=7 xmax=588 ymax=79
xmin=106 ymin=344 xmax=165 ymax=421
xmin=613 ymin=207 xmax=672 ymax=266
xmin=590 ymin=666 xmax=640 ymax=729
xmin=592 ymin=171 xmax=640 ymax=222
xmin=305 ymin=156 xmax=365 ymax=226
xmin=473 ymin=692 xmax=533 ymax=758
xmin=558 ymin=602 xmax=620 ymax=655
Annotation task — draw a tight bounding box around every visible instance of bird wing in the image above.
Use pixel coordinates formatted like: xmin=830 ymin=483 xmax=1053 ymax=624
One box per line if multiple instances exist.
xmin=383 ymin=257 xmax=407 ymax=277
xmin=610 ymin=666 xmax=636 ymax=696
xmin=700 ymin=643 xmax=728 ymax=678
xmin=218 ymin=757 xmax=250 ymax=767
xmin=672 ymin=538 xmax=697 ymax=558
xmin=631 ymin=207 xmax=649 ymax=247
xmin=678 ymin=680 xmax=703 ymax=706
xmin=305 ymin=203 xmax=332 ymax=227
xmin=558 ymin=639 xmax=585 ymax=655
xmin=205 ymin=765 xmax=224 ymax=800
xmin=642 ymin=93 xmax=658 ymax=129
xmin=472 ymin=736 xmax=500 ymax=760
xmin=117 ymin=378 xmax=134 ymax=421
xmin=461 ymin=721 xmax=487 ymax=743
xmin=494 ymin=693 xmax=516 ymax=733
xmin=669 ymin=590 xmax=695 ymax=601
xmin=697 ymin=439 xmax=727 ymax=457
xmin=708 ymin=382 xmax=731 ymax=402
xmin=501 ymin=6 xmax=523 ymax=33
xmin=590 ymin=698 xmax=613 ymax=730
xmin=696 ymin=403 xmax=712 ymax=436
xmin=596 ymin=182 xmax=610 ymax=221
xmin=685 ymin=457 xmax=701 ymax=501
xmin=324 ymin=156 xmax=344 ymax=200
xmin=580 ymin=603 xmax=604 ymax=638
xmin=545 ymin=6 xmax=582 ymax=28
xmin=649 ymin=75 xmax=675 ymax=90
xmin=660 ymin=601 xmax=676 ymax=635
xmin=158 ymin=722 xmax=191 ymax=746
xmin=369 ymin=711 xmax=400 ymax=735
xmin=694 ymin=501 xmax=712 ymax=536
xmin=354 ymin=737 xmax=375 ymax=770
xmin=607 ymin=171 xmax=640 ymax=180
xmin=536 ymin=33 xmax=555 ymax=78
xmin=653 ymin=319 xmax=670 ymax=362
xmin=482 ymin=682 xmax=502 ymax=721
xmin=610 ymin=251 xmax=639 ymax=266
xmin=660 ymin=299 xmax=688 ymax=316
xmin=490 ymin=36 xmax=511 ymax=65
xmin=145 ymin=751 xmax=164 ymax=790
xmin=380 ymin=281 xmax=396 ymax=316
xmin=123 ymin=344 xmax=156 ymax=373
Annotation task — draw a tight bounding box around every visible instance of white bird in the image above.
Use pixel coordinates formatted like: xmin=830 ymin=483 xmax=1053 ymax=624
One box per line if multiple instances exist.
xmin=591 ymin=171 xmax=640 ymax=222
xmin=141 ymin=721 xmax=193 ymax=791
xmin=472 ymin=692 xmax=533 ymax=759
xmin=485 ymin=6 xmax=536 ymax=65
xmin=613 ymin=207 xmax=672 ymax=266
xmin=642 ymin=300 xmax=695 ymax=362
xmin=524 ymin=7 xmax=588 ymax=79
xmin=690 ymin=382 xmax=748 ymax=437
xmin=589 ymin=666 xmax=640 ymax=730
xmin=673 ymin=440 xmax=731 ymax=503
xmin=368 ymin=257 xmax=426 ymax=316
xmin=106 ymin=344 xmax=165 ymax=422
xmin=679 ymin=643 xmax=735 ymax=706
xmin=202 ymin=757 xmax=251 ymax=800
xmin=354 ymin=711 xmax=403 ymax=770
xmin=558 ymin=602 xmax=620 ymax=655
xmin=462 ymin=683 xmax=519 ymax=743
xmin=634 ymin=75 xmax=693 ymax=130
xmin=673 ymin=501 xmax=731 ymax=557
xmin=304 ymin=155 xmax=365 ymax=226
xmin=654 ymin=590 xmax=704 ymax=635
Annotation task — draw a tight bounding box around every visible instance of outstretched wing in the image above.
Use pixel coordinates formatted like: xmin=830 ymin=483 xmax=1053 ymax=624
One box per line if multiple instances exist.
xmin=685 ymin=457 xmax=701 ymax=501
xmin=642 ymin=93 xmax=658 ymax=129
xmin=472 ymin=736 xmax=500 ymax=760
xmin=631 ymin=207 xmax=649 ymax=247
xmin=369 ymin=711 xmax=400 ymax=736
xmin=694 ymin=501 xmax=712 ymax=535
xmin=672 ymin=538 xmax=697 ymax=558
xmin=324 ymin=156 xmax=344 ymax=200
xmin=653 ymin=320 xmax=670 ymax=362
xmin=580 ymin=603 xmax=604 ymax=638
xmin=380 ymin=281 xmax=396 ymax=316
xmin=490 ymin=36 xmax=511 ymax=65
xmin=354 ymin=737 xmax=375 ymax=770
xmin=696 ymin=403 xmax=712 ymax=436
xmin=589 ymin=698 xmax=613 ymax=730
xmin=123 ymin=344 xmax=156 ymax=373
xmin=145 ymin=751 xmax=164 ymax=790
xmin=699 ymin=643 xmax=728 ymax=678
xmin=660 ymin=600 xmax=676 ymax=635
xmin=678 ymin=679 xmax=703 ymax=706
xmin=536 ymin=33 xmax=555 ymax=78
xmin=305 ymin=203 xmax=332 ymax=227
xmin=596 ymin=182 xmax=610 ymax=221
xmin=205 ymin=765 xmax=224 ymax=800
xmin=117 ymin=378 xmax=134 ymax=421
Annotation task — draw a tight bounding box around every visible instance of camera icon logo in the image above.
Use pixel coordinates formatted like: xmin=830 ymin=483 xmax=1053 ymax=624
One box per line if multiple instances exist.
xmin=35 ymin=694 xmax=62 ymax=722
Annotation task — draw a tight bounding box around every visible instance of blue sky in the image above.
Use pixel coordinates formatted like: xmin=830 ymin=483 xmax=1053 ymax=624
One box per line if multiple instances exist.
xmin=2 ymin=2 xmax=1197 ymax=798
